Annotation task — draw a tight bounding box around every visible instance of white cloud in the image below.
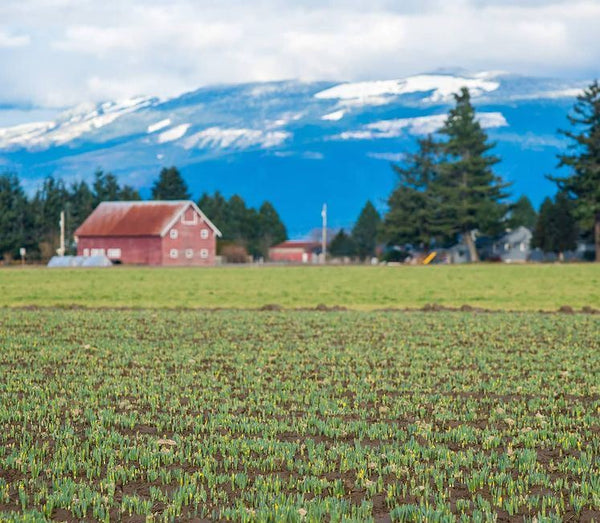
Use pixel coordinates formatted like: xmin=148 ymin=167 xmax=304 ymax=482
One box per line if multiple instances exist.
xmin=0 ymin=1 xmax=598 ymax=107
xmin=0 ymin=30 xmax=29 ymax=48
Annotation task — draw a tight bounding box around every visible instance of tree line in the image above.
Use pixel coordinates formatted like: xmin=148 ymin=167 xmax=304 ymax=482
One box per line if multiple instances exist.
xmin=0 ymin=166 xmax=287 ymax=262
xmin=329 ymin=81 xmax=598 ymax=263
xmin=1 ymin=81 xmax=598 ymax=263
xmin=375 ymin=82 xmax=600 ymax=262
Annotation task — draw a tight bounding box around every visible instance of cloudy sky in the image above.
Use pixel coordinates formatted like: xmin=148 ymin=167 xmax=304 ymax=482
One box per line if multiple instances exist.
xmin=1 ymin=0 xmax=599 ymax=108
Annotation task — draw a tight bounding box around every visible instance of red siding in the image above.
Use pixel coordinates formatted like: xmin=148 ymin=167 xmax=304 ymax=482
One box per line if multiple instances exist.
xmin=269 ymin=248 xmax=320 ymax=263
xmin=77 ymin=236 xmax=162 ymax=265
xmin=269 ymin=250 xmax=305 ymax=263
xmin=161 ymin=215 xmax=217 ymax=266
xmin=76 ymin=202 xmax=219 ymax=266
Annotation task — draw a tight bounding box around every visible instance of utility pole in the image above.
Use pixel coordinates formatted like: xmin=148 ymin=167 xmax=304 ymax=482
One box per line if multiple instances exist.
xmin=321 ymin=203 xmax=327 ymax=264
xmin=57 ymin=211 xmax=65 ymax=257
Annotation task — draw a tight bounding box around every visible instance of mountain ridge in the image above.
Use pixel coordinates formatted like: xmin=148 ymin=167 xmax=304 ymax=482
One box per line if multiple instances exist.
xmin=0 ymin=71 xmax=588 ymax=236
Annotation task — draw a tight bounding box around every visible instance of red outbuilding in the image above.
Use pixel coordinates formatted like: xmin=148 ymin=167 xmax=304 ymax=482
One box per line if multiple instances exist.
xmin=74 ymin=200 xmax=222 ymax=266
xmin=268 ymin=240 xmax=322 ymax=263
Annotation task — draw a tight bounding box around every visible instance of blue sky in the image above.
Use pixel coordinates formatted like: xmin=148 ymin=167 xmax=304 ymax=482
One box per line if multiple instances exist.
xmin=1 ymin=0 xmax=599 ymax=108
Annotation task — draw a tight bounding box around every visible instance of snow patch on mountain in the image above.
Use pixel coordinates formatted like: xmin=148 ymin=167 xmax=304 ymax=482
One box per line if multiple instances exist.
xmin=157 ymin=123 xmax=190 ymax=143
xmin=337 ymin=112 xmax=507 ymax=140
xmin=367 ymin=152 xmax=405 ymax=162
xmin=322 ymin=110 xmax=346 ymax=121
xmin=183 ymin=127 xmax=290 ymax=150
xmin=148 ymin=118 xmax=172 ymax=133
xmin=511 ymin=88 xmax=584 ymax=101
xmin=315 ymin=74 xmax=500 ymax=107
xmin=0 ymin=96 xmax=154 ymax=150
xmin=0 ymin=121 xmax=56 ymax=148
xmin=266 ymin=112 xmax=303 ymax=129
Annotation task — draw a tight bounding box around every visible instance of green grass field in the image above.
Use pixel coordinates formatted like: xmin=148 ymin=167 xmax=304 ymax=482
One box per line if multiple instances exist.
xmin=1 ymin=265 xmax=599 ymax=521
xmin=1 ymin=264 xmax=599 ymax=310
xmin=1 ymin=309 xmax=599 ymax=521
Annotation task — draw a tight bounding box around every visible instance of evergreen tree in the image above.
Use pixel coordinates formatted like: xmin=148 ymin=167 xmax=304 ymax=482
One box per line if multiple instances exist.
xmin=198 ymin=191 xmax=228 ymax=231
xmin=31 ymin=176 xmax=70 ymax=259
xmin=351 ymin=201 xmax=381 ymax=260
xmin=434 ymin=88 xmax=510 ymax=261
xmin=224 ymin=194 xmax=251 ymax=241
xmin=329 ymin=229 xmax=356 ymax=258
xmin=151 ymin=167 xmax=190 ymax=200
xmin=68 ymin=181 xmax=95 ymax=252
xmin=257 ymin=201 xmax=287 ymax=259
xmin=198 ymin=192 xmax=288 ymax=259
xmin=92 ymin=169 xmax=120 ymax=205
xmin=532 ymin=193 xmax=578 ymax=260
xmin=532 ymin=197 xmax=553 ymax=254
xmin=382 ymin=136 xmax=440 ymax=248
xmin=507 ymin=195 xmax=537 ymax=230
xmin=550 ymin=80 xmax=600 ymax=261
xmin=0 ymin=172 xmax=29 ymax=260
xmin=118 ymin=185 xmax=141 ymax=201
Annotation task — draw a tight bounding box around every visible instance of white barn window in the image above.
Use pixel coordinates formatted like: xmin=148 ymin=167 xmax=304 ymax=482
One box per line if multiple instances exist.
xmin=107 ymin=248 xmax=121 ymax=259
xmin=200 ymin=229 xmax=209 ymax=239
xmin=200 ymin=249 xmax=209 ymax=259
xmin=170 ymin=229 xmax=178 ymax=239
xmin=185 ymin=249 xmax=193 ymax=259
xmin=170 ymin=249 xmax=178 ymax=259
xmin=181 ymin=212 xmax=198 ymax=225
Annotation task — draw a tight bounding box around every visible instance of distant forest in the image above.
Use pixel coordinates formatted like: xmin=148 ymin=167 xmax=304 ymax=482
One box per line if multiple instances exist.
xmin=0 ymin=166 xmax=287 ymax=262
xmin=1 ymin=80 xmax=599 ymax=262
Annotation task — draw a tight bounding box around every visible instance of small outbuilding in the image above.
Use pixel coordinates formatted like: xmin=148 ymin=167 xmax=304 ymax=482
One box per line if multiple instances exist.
xmin=74 ymin=200 xmax=221 ymax=266
xmin=268 ymin=240 xmax=321 ymax=263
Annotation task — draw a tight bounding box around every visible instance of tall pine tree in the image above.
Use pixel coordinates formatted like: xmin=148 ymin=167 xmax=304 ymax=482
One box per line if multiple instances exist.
xmin=507 ymin=195 xmax=537 ymax=230
xmin=118 ymin=185 xmax=141 ymax=201
xmin=433 ymin=88 xmax=509 ymax=261
xmin=92 ymin=169 xmax=121 ymax=206
xmin=550 ymin=80 xmax=600 ymax=261
xmin=31 ymin=176 xmax=70 ymax=259
xmin=151 ymin=167 xmax=190 ymax=200
xmin=352 ymin=201 xmax=381 ymax=260
xmin=0 ymin=173 xmax=29 ymax=260
xmin=382 ymin=136 xmax=439 ymax=248
xmin=257 ymin=201 xmax=287 ymax=259
xmin=532 ymin=193 xmax=578 ymax=260
xmin=198 ymin=191 xmax=228 ymax=230
xmin=329 ymin=229 xmax=356 ymax=258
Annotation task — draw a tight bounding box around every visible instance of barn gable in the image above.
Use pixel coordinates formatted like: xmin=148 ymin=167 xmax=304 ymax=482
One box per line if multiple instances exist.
xmin=75 ymin=201 xmax=221 ymax=238
xmin=159 ymin=202 xmax=222 ymax=238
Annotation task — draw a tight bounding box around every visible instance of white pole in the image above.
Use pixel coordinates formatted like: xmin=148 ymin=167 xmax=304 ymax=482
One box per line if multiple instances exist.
xmin=321 ymin=203 xmax=327 ymax=264
xmin=58 ymin=211 xmax=65 ymax=257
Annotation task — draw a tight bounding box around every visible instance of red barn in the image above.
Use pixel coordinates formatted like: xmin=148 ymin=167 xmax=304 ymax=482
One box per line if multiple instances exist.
xmin=268 ymin=240 xmax=321 ymax=263
xmin=74 ymin=200 xmax=222 ymax=266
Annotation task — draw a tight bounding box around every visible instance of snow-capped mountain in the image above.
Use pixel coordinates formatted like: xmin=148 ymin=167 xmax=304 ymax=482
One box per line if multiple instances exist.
xmin=0 ymin=71 xmax=587 ymax=236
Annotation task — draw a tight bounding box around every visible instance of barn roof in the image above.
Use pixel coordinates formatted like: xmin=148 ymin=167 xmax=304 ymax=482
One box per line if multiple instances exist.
xmin=74 ymin=201 xmax=222 ymax=238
